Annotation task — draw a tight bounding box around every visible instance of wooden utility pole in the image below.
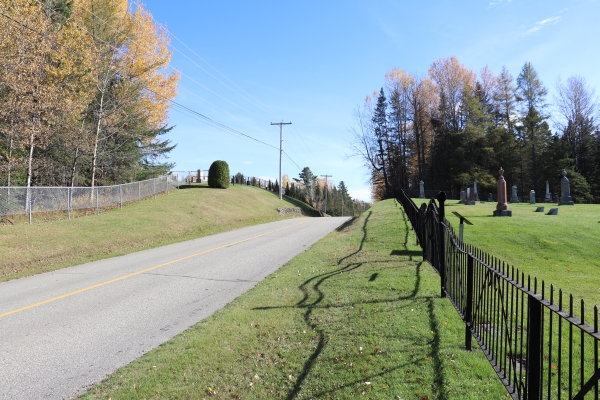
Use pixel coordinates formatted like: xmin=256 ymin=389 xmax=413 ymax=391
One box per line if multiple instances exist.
xmin=320 ymin=174 xmax=332 ymax=214
xmin=271 ymin=121 xmax=292 ymax=200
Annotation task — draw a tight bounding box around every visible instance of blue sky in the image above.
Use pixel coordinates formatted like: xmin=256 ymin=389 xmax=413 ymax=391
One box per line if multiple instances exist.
xmin=141 ymin=0 xmax=600 ymax=201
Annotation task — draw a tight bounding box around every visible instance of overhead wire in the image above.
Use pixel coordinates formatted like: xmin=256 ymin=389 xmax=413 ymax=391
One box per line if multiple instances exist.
xmin=5 ymin=2 xmax=305 ymax=173
xmin=78 ymin=0 xmax=310 ymax=172
xmin=0 ymin=6 xmax=296 ymax=160
xmin=165 ymin=30 xmax=280 ymax=117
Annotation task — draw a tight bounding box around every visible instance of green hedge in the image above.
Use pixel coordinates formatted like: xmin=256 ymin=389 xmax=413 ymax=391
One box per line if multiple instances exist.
xmin=208 ymin=160 xmax=230 ymax=189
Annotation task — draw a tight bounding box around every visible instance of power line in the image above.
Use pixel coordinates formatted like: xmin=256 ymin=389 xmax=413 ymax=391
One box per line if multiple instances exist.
xmin=148 ymin=88 xmax=279 ymax=150
xmin=271 ymin=121 xmax=292 ymax=200
xmin=165 ymin=29 xmax=280 ymax=118
xmin=60 ymin=0 xmax=317 ymax=173
xmin=0 ymin=9 xmax=283 ymax=154
xmin=179 ymin=70 xmax=270 ymax=122
xmin=1 ymin=5 xmax=305 ymax=174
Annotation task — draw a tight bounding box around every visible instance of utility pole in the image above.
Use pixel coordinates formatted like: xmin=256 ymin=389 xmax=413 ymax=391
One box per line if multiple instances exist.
xmin=271 ymin=121 xmax=292 ymax=200
xmin=320 ymin=174 xmax=332 ymax=214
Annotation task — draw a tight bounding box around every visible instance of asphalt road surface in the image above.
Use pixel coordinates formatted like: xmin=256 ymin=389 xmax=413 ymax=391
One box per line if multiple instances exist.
xmin=0 ymin=216 xmax=350 ymax=399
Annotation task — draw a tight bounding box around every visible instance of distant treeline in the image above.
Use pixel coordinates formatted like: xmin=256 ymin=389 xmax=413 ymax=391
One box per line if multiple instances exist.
xmin=354 ymin=56 xmax=600 ymax=203
xmin=234 ymin=169 xmax=371 ymax=217
xmin=0 ymin=0 xmax=180 ymax=189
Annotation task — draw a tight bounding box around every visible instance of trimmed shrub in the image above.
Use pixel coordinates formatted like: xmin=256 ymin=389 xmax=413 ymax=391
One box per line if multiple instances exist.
xmin=208 ymin=160 xmax=230 ymax=189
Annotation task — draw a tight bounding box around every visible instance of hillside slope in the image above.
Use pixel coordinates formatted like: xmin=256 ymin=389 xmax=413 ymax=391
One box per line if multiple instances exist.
xmin=0 ymin=185 xmax=315 ymax=282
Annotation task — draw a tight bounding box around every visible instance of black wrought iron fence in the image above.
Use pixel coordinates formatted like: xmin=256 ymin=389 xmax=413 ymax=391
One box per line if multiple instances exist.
xmin=397 ymin=190 xmax=600 ymax=400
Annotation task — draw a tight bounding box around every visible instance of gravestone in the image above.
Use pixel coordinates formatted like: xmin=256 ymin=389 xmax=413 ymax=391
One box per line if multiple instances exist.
xmin=547 ymin=208 xmax=559 ymax=215
xmin=545 ymin=180 xmax=551 ymax=203
xmin=510 ymin=185 xmax=519 ymax=203
xmin=493 ymin=167 xmax=512 ymax=217
xmin=559 ymin=170 xmax=575 ymax=205
xmin=460 ymin=191 xmax=466 ymax=204
xmin=466 ymin=187 xmax=475 ymax=205
xmin=535 ymin=206 xmax=545 ymax=212
xmin=488 ymin=193 xmax=493 ymax=202
xmin=419 ymin=180 xmax=425 ymax=198
xmin=474 ymin=181 xmax=479 ymax=201
xmin=530 ymin=190 xmax=536 ymax=204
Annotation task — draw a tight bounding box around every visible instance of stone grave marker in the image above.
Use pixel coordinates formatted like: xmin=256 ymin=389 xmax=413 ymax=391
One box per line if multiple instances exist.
xmin=510 ymin=185 xmax=519 ymax=203
xmin=488 ymin=193 xmax=493 ymax=202
xmin=559 ymin=170 xmax=575 ymax=205
xmin=535 ymin=206 xmax=545 ymax=212
xmin=545 ymin=180 xmax=551 ymax=203
xmin=493 ymin=167 xmax=512 ymax=217
xmin=547 ymin=208 xmax=559 ymax=215
xmin=466 ymin=187 xmax=475 ymax=205
xmin=530 ymin=190 xmax=536 ymax=204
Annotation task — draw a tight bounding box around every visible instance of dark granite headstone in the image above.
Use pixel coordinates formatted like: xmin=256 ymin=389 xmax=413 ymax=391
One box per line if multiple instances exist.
xmin=535 ymin=206 xmax=545 ymax=212
xmin=547 ymin=208 xmax=559 ymax=215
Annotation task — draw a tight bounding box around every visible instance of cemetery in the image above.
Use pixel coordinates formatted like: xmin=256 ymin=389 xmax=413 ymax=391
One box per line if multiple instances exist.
xmin=401 ymin=181 xmax=600 ymax=399
xmin=412 ymin=166 xmax=594 ymax=302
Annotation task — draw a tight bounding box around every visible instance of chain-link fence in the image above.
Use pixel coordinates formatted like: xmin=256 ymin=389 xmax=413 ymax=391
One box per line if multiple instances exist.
xmin=170 ymin=170 xmax=208 ymax=184
xmin=0 ymin=176 xmax=178 ymax=223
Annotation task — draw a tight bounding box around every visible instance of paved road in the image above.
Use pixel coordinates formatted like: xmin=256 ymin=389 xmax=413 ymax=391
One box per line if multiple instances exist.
xmin=0 ymin=217 xmax=350 ymax=399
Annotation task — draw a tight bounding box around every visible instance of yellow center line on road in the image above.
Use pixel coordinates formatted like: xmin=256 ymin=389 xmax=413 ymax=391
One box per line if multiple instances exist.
xmin=0 ymin=220 xmax=311 ymax=319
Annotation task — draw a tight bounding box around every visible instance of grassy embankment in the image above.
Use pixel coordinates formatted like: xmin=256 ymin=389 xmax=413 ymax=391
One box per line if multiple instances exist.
xmin=0 ymin=184 xmax=314 ymax=282
xmin=82 ymin=199 xmax=508 ymax=400
xmin=421 ymin=199 xmax=600 ymax=306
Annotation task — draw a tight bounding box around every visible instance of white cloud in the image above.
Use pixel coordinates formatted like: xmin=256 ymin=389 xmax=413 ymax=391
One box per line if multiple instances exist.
xmin=488 ymin=0 xmax=512 ymax=7
xmin=524 ymin=16 xmax=562 ymax=35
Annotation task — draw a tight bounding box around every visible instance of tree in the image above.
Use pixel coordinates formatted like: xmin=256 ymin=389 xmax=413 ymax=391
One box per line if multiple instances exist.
xmin=516 ymin=62 xmax=550 ymax=195
xmin=298 ymin=166 xmax=317 ymax=205
xmin=0 ymin=0 xmax=93 ymax=189
xmin=554 ymin=76 xmax=598 ymax=179
xmin=337 ymin=181 xmax=351 ymax=216
xmin=385 ymin=69 xmax=414 ymax=189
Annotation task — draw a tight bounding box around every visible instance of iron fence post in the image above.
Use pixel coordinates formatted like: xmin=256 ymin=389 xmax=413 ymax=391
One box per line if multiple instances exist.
xmin=68 ymin=187 xmax=71 ymax=220
xmin=437 ymin=191 xmax=447 ymax=298
xmin=420 ymin=203 xmax=427 ymax=257
xmin=465 ymin=253 xmax=474 ymax=350
xmin=526 ymin=294 xmax=543 ymax=400
xmin=138 ymin=181 xmax=141 ymax=202
xmin=119 ymin=184 xmax=123 ymax=209
xmin=153 ymin=178 xmax=156 ymax=199
xmin=96 ymin=186 xmax=99 ymax=215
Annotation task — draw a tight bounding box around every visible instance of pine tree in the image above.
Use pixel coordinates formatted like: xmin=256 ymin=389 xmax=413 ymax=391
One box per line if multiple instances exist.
xmin=516 ymin=62 xmax=550 ymax=196
xmin=372 ymin=88 xmax=391 ymax=197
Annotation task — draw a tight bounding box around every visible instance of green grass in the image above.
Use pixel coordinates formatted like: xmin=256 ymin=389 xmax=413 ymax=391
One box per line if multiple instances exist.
xmin=0 ymin=185 xmax=312 ymax=282
xmin=416 ymin=199 xmax=600 ymax=307
xmin=81 ymin=199 xmax=508 ymax=400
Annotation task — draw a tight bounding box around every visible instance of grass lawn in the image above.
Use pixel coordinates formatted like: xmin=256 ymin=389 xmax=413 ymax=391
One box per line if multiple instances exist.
xmin=416 ymin=199 xmax=600 ymax=307
xmin=81 ymin=199 xmax=508 ymax=400
xmin=0 ymin=184 xmax=313 ymax=282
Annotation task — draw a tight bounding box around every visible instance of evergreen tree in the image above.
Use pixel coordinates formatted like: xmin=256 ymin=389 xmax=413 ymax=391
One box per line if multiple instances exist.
xmin=372 ymin=88 xmax=391 ymax=198
xmin=516 ymin=62 xmax=550 ymax=195
xmin=299 ymin=166 xmax=318 ymax=205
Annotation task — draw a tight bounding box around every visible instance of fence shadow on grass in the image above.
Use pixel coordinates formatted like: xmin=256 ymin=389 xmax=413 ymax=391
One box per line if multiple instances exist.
xmin=253 ymin=207 xmax=448 ymax=399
